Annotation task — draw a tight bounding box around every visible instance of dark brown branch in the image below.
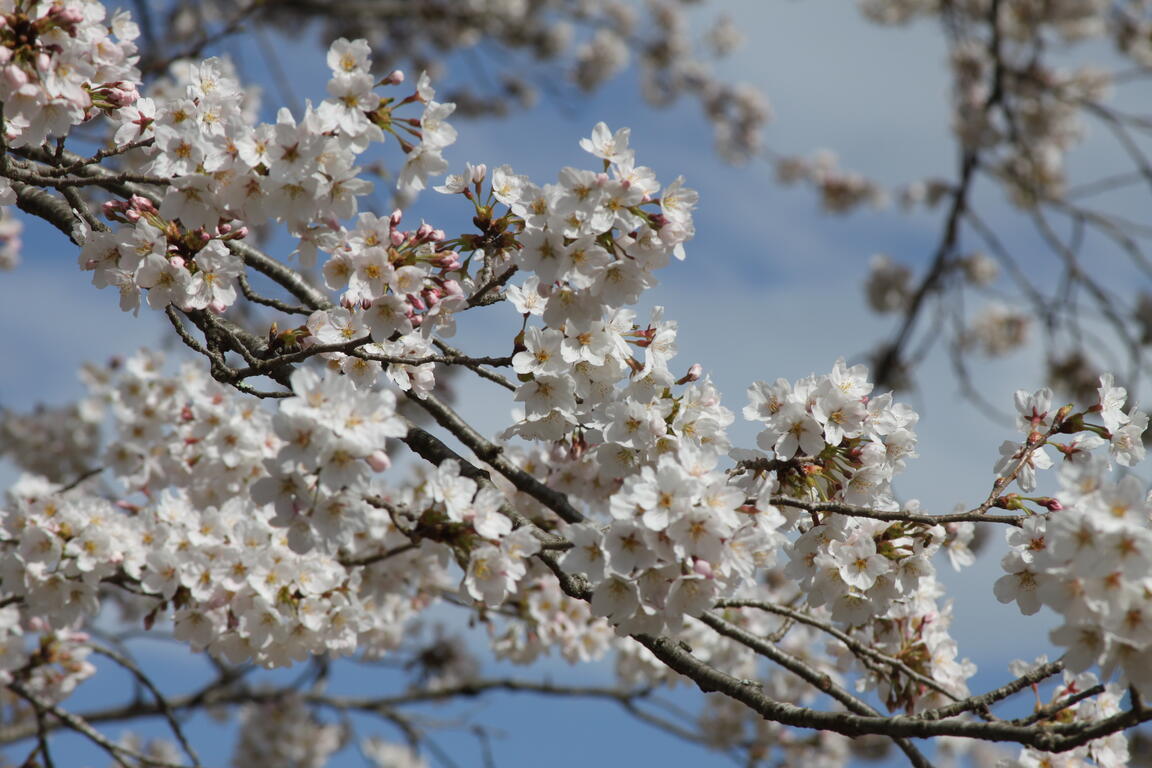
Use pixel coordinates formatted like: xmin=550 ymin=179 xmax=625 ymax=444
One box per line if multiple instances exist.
xmin=767 ymin=496 xmax=1026 ymax=526
xmin=404 ymin=391 xmax=585 ymax=524
xmin=90 ymin=645 xmax=203 ymax=768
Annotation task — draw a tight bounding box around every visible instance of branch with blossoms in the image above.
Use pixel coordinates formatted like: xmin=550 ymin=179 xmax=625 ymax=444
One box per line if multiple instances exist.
xmin=137 ymin=0 xmax=768 ymax=161
xmin=1 ymin=3 xmax=1152 ymax=768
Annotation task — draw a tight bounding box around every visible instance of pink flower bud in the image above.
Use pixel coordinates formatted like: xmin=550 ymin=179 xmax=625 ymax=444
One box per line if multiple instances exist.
xmin=49 ymin=6 xmax=85 ymax=28
xmin=692 ymin=559 xmax=715 ymax=579
xmin=676 ymin=363 xmax=703 ymax=385
xmin=434 ymin=252 xmax=461 ymax=270
xmin=390 ymin=229 xmax=406 ymax=246
xmin=105 ymin=83 xmax=138 ymax=108
xmin=366 ymin=450 xmax=391 ymax=472
xmin=3 ymin=65 xmax=28 ymax=90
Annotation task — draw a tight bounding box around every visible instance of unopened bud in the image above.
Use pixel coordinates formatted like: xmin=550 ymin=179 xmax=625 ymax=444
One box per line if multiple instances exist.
xmin=995 ymin=494 xmax=1025 ymax=511
xmin=692 ymin=558 xmax=715 ymax=579
xmin=366 ymin=450 xmax=391 ymax=472
xmin=676 ymin=363 xmax=703 ymax=385
xmin=103 ymin=81 xmax=138 ymax=107
xmin=434 ymin=252 xmax=462 ymax=270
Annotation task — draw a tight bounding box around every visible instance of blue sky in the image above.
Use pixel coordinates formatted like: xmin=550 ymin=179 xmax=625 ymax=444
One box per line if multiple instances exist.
xmin=2 ymin=1 xmax=1147 ymax=765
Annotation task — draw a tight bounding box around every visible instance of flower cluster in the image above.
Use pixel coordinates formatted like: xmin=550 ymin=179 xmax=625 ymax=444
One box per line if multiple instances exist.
xmin=362 ymin=738 xmax=427 ymax=768
xmin=255 ymin=366 xmax=407 ymax=554
xmin=0 ymin=394 xmax=101 ymax=484
xmin=739 ymin=361 xmax=975 ymax=707
xmin=208 ymin=0 xmax=768 ymax=162
xmin=995 ymin=379 xmax=1152 ymax=694
xmin=774 ymin=150 xmax=888 ymax=213
xmin=303 ymin=205 xmax=467 ymax=394
xmin=0 ymin=352 xmax=452 ymax=667
xmin=80 ymin=39 xmax=455 ymax=316
xmin=998 ymin=663 xmax=1128 ymax=768
xmin=864 ymin=251 xmax=998 ymax=316
xmin=0 ymin=0 xmax=140 ymax=147
xmin=964 ymin=302 xmax=1032 ymax=358
xmin=744 ymin=358 xmax=917 ymax=501
xmin=489 ymin=570 xmax=617 ymax=664
xmin=0 ymin=604 xmax=96 ymax=706
xmin=233 ymin=695 xmax=344 ymax=768
xmin=91 ymin=350 xmax=273 ymax=506
xmin=483 ymin=123 xmax=698 ymax=450
xmin=417 ymin=123 xmax=775 ymax=635
xmin=2 ymin=470 xmax=451 ymax=667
